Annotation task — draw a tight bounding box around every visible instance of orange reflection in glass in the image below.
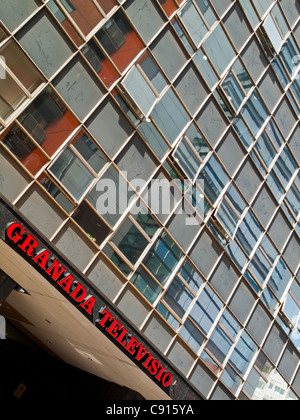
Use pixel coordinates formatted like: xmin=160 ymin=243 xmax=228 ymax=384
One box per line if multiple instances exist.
xmin=95 ymin=0 xmax=117 ymax=14
xmin=18 ymin=87 xmax=79 ymax=157
xmin=58 ymin=0 xmax=104 ymax=36
xmin=1 ymin=125 xmax=48 ymax=175
xmin=82 ymin=40 xmax=119 ymax=88
xmin=96 ymin=11 xmax=144 ymax=73
xmin=158 ymin=0 xmax=178 ymax=17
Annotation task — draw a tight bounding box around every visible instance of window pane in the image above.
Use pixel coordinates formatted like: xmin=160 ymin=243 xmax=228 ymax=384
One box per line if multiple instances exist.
xmin=163 ymin=277 xmax=194 ymax=318
xmin=122 ymin=66 xmax=157 ymax=115
xmin=179 ymin=260 xmax=203 ymax=293
xmin=49 ymin=148 xmax=94 ymax=201
xmin=230 ymin=331 xmax=258 ymax=376
xmin=18 ymin=86 xmax=79 ymax=157
xmin=179 ymin=0 xmax=208 ymax=46
xmin=241 ymin=90 xmax=269 ymax=137
xmin=138 ymin=53 xmax=167 ymax=94
xmin=206 ymin=326 xmax=233 ymax=363
xmin=143 ymin=231 xmax=183 ymax=286
xmin=203 ymin=24 xmax=236 ymax=76
xmin=179 ymin=319 xmax=205 ymax=353
xmin=2 ymin=125 xmax=48 ymax=175
xmin=0 ymin=41 xmax=44 ymax=94
xmin=112 ymin=218 xmax=149 ymax=265
xmin=151 ymin=89 xmax=190 ymax=145
xmin=151 ymin=27 xmax=188 ymax=81
xmin=73 ymin=201 xmax=111 ymax=245
xmin=157 ymin=0 xmax=177 ymax=17
xmin=125 ymin=0 xmax=165 ymax=44
xmin=57 ymin=0 xmax=104 ymax=36
xmin=174 ymin=137 xmax=201 ymax=180
xmin=0 ymin=72 xmax=27 ymax=120
xmin=95 ymin=0 xmax=116 ymax=14
xmin=17 ymin=10 xmax=74 ymax=78
xmin=190 ymin=285 xmax=223 ymax=335
xmin=0 ymin=0 xmax=39 ymax=32
xmin=96 ymin=10 xmax=144 ymax=73
xmin=82 ymin=40 xmax=119 ymax=88
xmin=37 ymin=172 xmax=75 ymax=213
xmin=71 ymin=130 xmax=107 ymax=173
xmin=131 ymin=267 xmax=162 ymax=304
xmin=54 ymin=57 xmax=105 ymax=121
xmin=86 ymin=97 xmax=133 ymax=158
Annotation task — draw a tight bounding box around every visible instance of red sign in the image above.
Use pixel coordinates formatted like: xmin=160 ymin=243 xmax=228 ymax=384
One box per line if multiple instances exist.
xmin=6 ymin=222 xmax=173 ymax=388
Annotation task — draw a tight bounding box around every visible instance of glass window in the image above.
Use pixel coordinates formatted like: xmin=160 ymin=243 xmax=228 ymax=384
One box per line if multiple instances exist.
xmin=217 ymin=130 xmax=246 ymax=176
xmin=72 ymin=201 xmax=111 ymax=245
xmin=150 ymin=27 xmax=188 ymax=81
xmin=178 ymin=260 xmax=203 ymax=293
xmin=241 ymin=36 xmax=268 ymax=83
xmin=178 ymin=0 xmax=208 ymax=46
xmin=196 ymin=97 xmax=228 ymax=148
xmin=223 ymin=3 xmax=252 ymax=51
xmin=17 ymin=10 xmax=74 ymax=78
xmin=115 ymin=134 xmax=157 ymax=184
xmin=37 ymin=172 xmax=75 ymax=213
xmin=193 ymin=49 xmax=218 ymax=89
xmin=235 ymin=158 xmax=262 ymax=204
xmin=163 ymin=277 xmax=194 ymax=318
xmin=174 ymin=137 xmax=201 ymax=181
xmin=0 ymin=0 xmax=39 ymax=32
xmin=138 ymin=120 xmax=169 ymax=160
xmin=0 ymin=41 xmax=45 ymax=122
xmin=221 ymin=366 xmax=242 ymax=395
xmin=194 ymin=0 xmax=217 ymax=26
xmin=102 ymin=243 xmax=132 ymax=277
xmin=131 ymin=206 xmax=159 ymax=239
xmin=95 ymin=0 xmax=116 ymax=14
xmin=87 ymin=165 xmax=136 ymax=227
xmin=274 ymin=97 xmax=297 ymax=139
xmin=274 ymin=147 xmax=297 ymax=189
xmin=82 ymin=40 xmax=119 ymax=89
xmin=190 ymin=285 xmax=223 ymax=336
xmin=263 ymin=14 xmax=283 ymax=53
xmin=143 ymin=231 xmax=183 ymax=286
xmin=47 ymin=0 xmax=83 ymax=47
xmin=151 ymin=88 xmax=190 ymax=145
xmin=131 ymin=267 xmax=162 ymax=304
xmin=199 ymin=155 xmax=229 ymax=204
xmin=203 ymin=24 xmax=236 ymax=76
xmin=86 ymin=97 xmax=133 ymax=158
xmin=122 ymin=65 xmax=157 ymax=116
xmin=236 ymin=210 xmax=263 ymax=256
xmin=138 ymin=52 xmax=167 ymax=94
xmin=49 ymin=147 xmax=95 ymax=201
xmin=57 ymin=0 xmax=104 ymax=36
xmin=111 ymin=218 xmax=149 ymax=265
xmin=210 ymin=255 xmax=240 ymax=302
xmin=268 ymin=258 xmax=293 ymax=301
xmin=54 ymin=57 xmax=105 ymax=121
xmin=2 ymin=124 xmax=48 ymax=175
xmin=229 ymin=331 xmax=258 ymax=376
xmin=157 ymin=0 xmax=177 ymax=18
xmin=96 ymin=10 xmax=144 ymax=73
xmin=156 ymin=302 xmax=180 ymax=330
xmin=240 ymin=90 xmax=269 ymax=137
xmin=71 ymin=130 xmax=107 ymax=173
xmin=174 ymin=62 xmax=210 ymax=116
xmin=206 ymin=326 xmax=233 ymax=363
xmin=125 ymin=0 xmax=165 ymax=44
xmin=18 ymin=86 xmax=79 ymax=157
xmin=179 ymin=319 xmax=205 ymax=353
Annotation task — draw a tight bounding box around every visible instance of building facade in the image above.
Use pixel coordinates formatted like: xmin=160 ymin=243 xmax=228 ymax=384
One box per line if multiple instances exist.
xmin=0 ymin=0 xmax=299 ymax=400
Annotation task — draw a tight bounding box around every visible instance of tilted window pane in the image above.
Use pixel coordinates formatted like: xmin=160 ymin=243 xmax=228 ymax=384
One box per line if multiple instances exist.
xmin=190 ymin=285 xmax=223 ymax=336
xmin=49 ymin=148 xmax=94 ymax=201
xmin=18 ymin=86 xmax=79 ymax=157
xmin=112 ymin=218 xmax=149 ymax=265
xmin=143 ymin=231 xmax=183 ymax=286
xmin=179 ymin=0 xmax=208 ymax=46
xmin=229 ymin=331 xmax=258 ymax=376
xmin=131 ymin=267 xmax=162 ymax=304
xmin=163 ymin=277 xmax=194 ymax=318
xmin=54 ymin=57 xmax=105 ymax=121
xmin=0 ymin=0 xmax=39 ymax=32
xmin=17 ymin=10 xmax=74 ymax=78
